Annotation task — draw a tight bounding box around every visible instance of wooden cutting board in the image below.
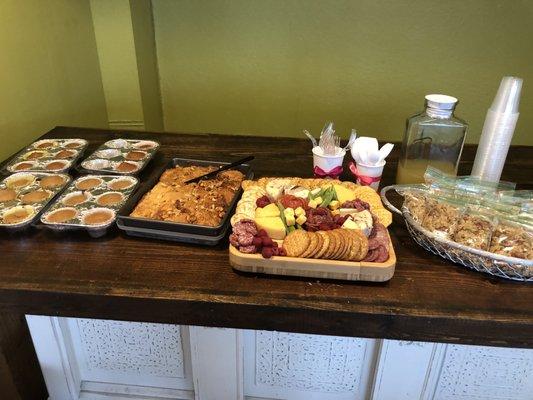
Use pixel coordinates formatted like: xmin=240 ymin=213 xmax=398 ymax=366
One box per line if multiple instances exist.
xmin=229 ymin=232 xmax=396 ymax=282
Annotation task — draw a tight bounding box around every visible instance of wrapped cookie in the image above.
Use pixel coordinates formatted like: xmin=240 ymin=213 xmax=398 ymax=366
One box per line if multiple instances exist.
xmin=402 ymin=191 xmax=432 ymax=223
xmin=489 ymin=219 xmax=533 ymax=260
xmin=420 ymin=197 xmax=462 ymax=239
xmin=451 ymin=208 xmax=494 ymax=250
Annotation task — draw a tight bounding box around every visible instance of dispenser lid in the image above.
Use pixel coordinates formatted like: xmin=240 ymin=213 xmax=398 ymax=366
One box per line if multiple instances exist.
xmin=425 ymin=94 xmax=458 ymax=110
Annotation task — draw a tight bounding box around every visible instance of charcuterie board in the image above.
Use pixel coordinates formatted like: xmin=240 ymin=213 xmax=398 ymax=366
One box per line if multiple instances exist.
xmin=229 ymin=233 xmax=396 ymax=281
xmin=228 ymin=177 xmax=396 ymax=282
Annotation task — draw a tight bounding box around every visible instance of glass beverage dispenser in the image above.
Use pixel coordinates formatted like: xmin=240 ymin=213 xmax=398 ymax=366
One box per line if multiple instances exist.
xmin=396 ymin=94 xmax=468 ymax=184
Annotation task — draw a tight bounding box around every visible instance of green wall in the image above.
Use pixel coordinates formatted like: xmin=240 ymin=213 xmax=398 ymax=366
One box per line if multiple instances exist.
xmin=0 ymin=0 xmax=108 ymax=162
xmin=153 ymin=0 xmax=533 ymax=144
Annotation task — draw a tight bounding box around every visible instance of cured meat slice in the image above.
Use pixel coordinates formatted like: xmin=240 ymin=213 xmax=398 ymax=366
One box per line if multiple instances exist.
xmin=229 ymin=233 xmax=240 ymax=248
xmin=239 ymin=245 xmax=256 ymax=253
xmin=238 ymin=232 xmax=254 ymax=246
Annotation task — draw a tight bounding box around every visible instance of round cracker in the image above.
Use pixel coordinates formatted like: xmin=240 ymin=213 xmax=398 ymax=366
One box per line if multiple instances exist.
xmin=308 ymin=231 xmax=324 ymax=258
xmin=346 ymin=230 xmax=362 ymax=261
xmin=301 ymin=232 xmax=319 ymax=258
xmin=340 ymin=230 xmax=356 ymax=261
xmin=338 ymin=230 xmax=353 ymax=260
xmin=283 ymin=230 xmax=311 ymax=257
xmin=331 ymin=230 xmax=346 ymax=260
xmin=353 ymin=230 xmax=369 ymax=261
xmin=323 ymin=231 xmax=338 ymax=259
xmin=314 ymin=231 xmax=331 ymax=259
xmin=372 ymin=207 xmax=393 ymax=227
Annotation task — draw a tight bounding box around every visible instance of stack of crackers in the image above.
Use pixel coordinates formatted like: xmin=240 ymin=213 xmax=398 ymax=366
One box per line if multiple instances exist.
xmin=283 ymin=228 xmax=369 ymax=261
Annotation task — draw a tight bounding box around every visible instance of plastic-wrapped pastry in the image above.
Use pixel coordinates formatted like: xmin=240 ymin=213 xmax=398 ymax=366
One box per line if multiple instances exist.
xmin=451 ymin=210 xmax=493 ymax=250
xmin=402 ymin=190 xmax=433 ymax=223
xmin=489 ymin=220 xmax=533 ymax=260
xmin=421 ymin=199 xmax=461 ymax=238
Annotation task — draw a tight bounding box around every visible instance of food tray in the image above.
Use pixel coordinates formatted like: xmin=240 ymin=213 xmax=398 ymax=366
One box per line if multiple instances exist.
xmin=3 ymin=139 xmax=88 ymax=173
xmin=116 ymin=219 xmax=230 ymax=246
xmin=80 ymin=139 xmax=159 ymax=175
xmin=117 ymin=157 xmax=253 ymax=243
xmin=0 ymin=172 xmax=71 ymax=230
xmin=40 ymin=175 xmax=138 ymax=238
xmin=229 ymin=231 xmax=396 ymax=282
xmin=381 ymin=185 xmax=533 ymax=282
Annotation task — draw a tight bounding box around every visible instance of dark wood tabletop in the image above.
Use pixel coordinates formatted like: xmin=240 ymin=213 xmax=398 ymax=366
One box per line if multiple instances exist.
xmin=0 ymin=126 xmax=532 ymax=348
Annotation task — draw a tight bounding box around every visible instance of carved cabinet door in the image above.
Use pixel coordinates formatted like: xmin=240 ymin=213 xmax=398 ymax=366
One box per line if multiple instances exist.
xmin=26 ymin=316 xmax=533 ymax=400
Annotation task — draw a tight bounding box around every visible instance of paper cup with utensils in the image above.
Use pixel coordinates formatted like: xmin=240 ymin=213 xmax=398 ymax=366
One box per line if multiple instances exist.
xmin=312 ymin=146 xmax=345 ymax=179
xmin=349 ymin=160 xmax=385 ymax=190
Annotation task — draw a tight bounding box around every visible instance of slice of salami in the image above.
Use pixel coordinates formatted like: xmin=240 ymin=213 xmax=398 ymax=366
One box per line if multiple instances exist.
xmin=368 ymin=238 xmax=381 ymax=250
xmin=374 ymin=246 xmax=389 ymax=263
xmin=238 ymin=232 xmax=254 ymax=246
xmin=363 ymin=249 xmax=379 ymax=262
xmin=229 ymin=233 xmax=240 ymax=248
xmin=239 ymin=245 xmax=257 ymax=254
xmin=235 ymin=219 xmax=258 ymax=235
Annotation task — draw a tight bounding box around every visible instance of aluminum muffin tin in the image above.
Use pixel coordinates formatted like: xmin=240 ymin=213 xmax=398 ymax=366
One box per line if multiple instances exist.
xmin=4 ymin=138 xmax=88 ymax=173
xmin=80 ymin=139 xmax=160 ymax=175
xmin=41 ymin=174 xmax=138 ymax=238
xmin=0 ymin=172 xmax=71 ymax=230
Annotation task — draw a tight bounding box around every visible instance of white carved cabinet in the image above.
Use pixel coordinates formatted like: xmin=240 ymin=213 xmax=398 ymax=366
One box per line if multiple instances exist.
xmin=26 ymin=316 xmax=533 ymax=400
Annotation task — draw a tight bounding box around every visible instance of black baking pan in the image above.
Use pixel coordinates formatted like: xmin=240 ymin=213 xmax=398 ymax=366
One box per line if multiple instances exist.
xmin=116 ymin=157 xmax=253 ymax=241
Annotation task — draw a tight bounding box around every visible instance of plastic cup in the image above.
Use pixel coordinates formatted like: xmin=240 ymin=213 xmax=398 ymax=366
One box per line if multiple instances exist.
xmin=312 ymin=146 xmax=345 ymax=178
xmin=350 ymin=160 xmax=385 ymax=190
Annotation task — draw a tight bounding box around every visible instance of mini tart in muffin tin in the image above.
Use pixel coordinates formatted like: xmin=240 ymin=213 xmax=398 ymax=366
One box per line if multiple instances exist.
xmin=2 ymin=205 xmax=35 ymax=225
xmin=45 ymin=207 xmax=78 ymax=224
xmin=40 ymin=175 xmax=67 ymax=189
xmin=82 ymin=208 xmax=115 ymax=226
xmin=21 ymin=190 xmax=52 ymax=204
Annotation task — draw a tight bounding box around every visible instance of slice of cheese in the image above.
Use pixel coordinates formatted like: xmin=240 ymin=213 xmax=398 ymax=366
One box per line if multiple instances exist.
xmin=255 ymin=203 xmax=280 ymax=218
xmin=255 ymin=216 xmax=287 ymax=240
xmin=333 ymin=184 xmax=356 ymax=204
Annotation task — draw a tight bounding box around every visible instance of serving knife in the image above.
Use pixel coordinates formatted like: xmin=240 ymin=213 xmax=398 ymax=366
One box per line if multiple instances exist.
xmin=184 ymin=155 xmax=255 ymax=184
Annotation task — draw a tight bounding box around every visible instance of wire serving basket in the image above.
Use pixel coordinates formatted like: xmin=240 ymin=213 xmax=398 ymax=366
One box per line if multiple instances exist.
xmin=381 ymin=185 xmax=533 ymax=282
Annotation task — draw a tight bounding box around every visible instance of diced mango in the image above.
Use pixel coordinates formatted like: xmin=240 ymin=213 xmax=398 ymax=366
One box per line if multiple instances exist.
xmin=329 ymin=200 xmax=340 ymax=210
xmin=310 ymin=187 xmax=321 ymax=196
xmin=331 ymin=209 xmax=340 ymax=216
xmin=255 ymin=203 xmax=280 ymax=218
xmin=285 ymin=213 xmax=295 ymax=226
xmin=314 ymin=196 xmax=323 ymax=205
xmin=294 ymin=207 xmax=305 ymax=216
xmin=254 ymin=216 xmax=287 ymax=240
xmin=308 ymin=199 xmax=318 ymax=209
xmin=295 ymin=214 xmax=307 ymax=225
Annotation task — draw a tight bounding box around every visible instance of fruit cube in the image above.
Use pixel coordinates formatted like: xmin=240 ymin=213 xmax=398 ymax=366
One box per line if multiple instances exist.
xmin=310 ymin=187 xmax=321 ymax=196
xmin=329 ymin=200 xmax=340 ymax=210
xmin=294 ymin=207 xmax=305 ymax=216
xmin=285 ymin=213 xmax=296 ymax=226
xmin=295 ymin=214 xmax=307 ymax=225
xmin=308 ymin=199 xmax=318 ymax=209
xmin=314 ymin=196 xmax=323 ymax=205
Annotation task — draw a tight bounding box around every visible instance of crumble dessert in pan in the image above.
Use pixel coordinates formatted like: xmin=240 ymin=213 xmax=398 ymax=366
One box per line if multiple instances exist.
xmin=130 ymin=165 xmax=245 ymax=226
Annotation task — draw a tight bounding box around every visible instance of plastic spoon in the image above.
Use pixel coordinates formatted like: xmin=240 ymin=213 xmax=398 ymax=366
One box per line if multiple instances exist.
xmin=378 ymin=143 xmax=394 ymax=163
xmin=303 ymin=130 xmax=318 ymax=148
xmin=343 ymin=130 xmax=357 ymax=151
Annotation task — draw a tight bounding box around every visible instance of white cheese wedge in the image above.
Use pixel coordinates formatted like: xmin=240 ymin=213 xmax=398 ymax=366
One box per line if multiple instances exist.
xmin=265 ymin=179 xmax=291 ymax=200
